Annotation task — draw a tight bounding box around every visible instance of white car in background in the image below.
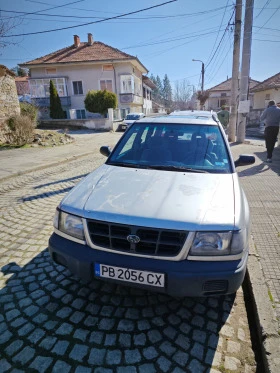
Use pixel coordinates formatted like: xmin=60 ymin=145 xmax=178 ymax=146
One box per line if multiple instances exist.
xmin=120 ymin=112 xmax=145 ymax=131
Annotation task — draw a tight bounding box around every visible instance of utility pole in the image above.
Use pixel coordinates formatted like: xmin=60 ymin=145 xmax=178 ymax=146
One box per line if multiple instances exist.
xmin=228 ymin=0 xmax=242 ymax=142
xmin=192 ymin=59 xmax=205 ymax=91
xmin=201 ymin=62 xmax=205 ymax=92
xmin=237 ymin=0 xmax=254 ymax=142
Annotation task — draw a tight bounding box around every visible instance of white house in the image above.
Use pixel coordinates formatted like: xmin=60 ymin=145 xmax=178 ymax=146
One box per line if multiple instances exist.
xmin=250 ymin=72 xmax=280 ymax=109
xmin=20 ymin=33 xmax=154 ymax=119
xmin=205 ymin=77 xmax=260 ymax=112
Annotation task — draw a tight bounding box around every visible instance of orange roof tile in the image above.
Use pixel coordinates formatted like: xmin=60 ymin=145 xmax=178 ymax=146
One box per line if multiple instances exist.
xmin=250 ymin=72 xmax=280 ymax=92
xmin=208 ymin=78 xmax=260 ymax=91
xmin=21 ymin=41 xmax=141 ymax=66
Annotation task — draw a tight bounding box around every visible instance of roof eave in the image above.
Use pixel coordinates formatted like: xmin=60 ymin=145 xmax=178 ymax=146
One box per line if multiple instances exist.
xmin=20 ymin=57 xmax=148 ymax=74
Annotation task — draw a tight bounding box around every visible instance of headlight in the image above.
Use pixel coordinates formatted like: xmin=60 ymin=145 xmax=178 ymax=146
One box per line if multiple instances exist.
xmin=189 ymin=232 xmax=232 ymax=256
xmin=57 ymin=210 xmax=85 ymax=241
xmin=230 ymin=228 xmax=247 ymax=255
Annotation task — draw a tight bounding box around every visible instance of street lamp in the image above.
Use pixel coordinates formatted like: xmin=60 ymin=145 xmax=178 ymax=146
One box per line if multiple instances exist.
xmin=192 ymin=59 xmax=205 ymax=92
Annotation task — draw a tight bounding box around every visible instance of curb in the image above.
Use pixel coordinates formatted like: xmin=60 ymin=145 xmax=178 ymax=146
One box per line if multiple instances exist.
xmin=0 ymin=151 xmax=94 ymax=184
xmin=246 ymin=237 xmax=280 ymax=373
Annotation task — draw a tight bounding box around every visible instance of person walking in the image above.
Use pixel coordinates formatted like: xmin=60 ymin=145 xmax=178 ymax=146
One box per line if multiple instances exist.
xmin=260 ymin=100 xmax=280 ymax=163
xmin=217 ymin=105 xmax=230 ymax=130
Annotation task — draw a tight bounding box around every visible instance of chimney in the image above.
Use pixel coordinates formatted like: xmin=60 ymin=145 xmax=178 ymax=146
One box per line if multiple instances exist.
xmin=87 ymin=33 xmax=94 ymax=46
xmin=74 ymin=35 xmax=80 ymax=48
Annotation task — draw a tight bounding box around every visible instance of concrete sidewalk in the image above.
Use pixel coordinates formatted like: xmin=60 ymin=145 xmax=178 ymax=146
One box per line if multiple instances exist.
xmin=0 ymin=130 xmax=279 ymax=372
xmin=0 ymin=130 xmax=122 ymax=181
xmin=229 ymin=138 xmax=280 ymax=373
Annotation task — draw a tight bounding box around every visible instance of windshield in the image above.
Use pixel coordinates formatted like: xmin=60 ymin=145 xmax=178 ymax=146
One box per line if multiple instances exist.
xmin=108 ymin=122 xmax=232 ymax=173
xmin=126 ymin=114 xmax=141 ymax=120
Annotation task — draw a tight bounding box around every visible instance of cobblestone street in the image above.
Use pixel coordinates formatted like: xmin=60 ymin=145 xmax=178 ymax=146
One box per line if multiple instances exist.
xmin=0 ymin=133 xmax=257 ymax=373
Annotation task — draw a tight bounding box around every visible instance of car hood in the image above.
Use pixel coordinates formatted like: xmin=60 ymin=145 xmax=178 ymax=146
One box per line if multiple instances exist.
xmin=60 ymin=164 xmax=236 ymax=230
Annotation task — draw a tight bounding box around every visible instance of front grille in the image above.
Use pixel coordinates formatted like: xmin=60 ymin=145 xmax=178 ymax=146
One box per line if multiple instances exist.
xmin=87 ymin=220 xmax=187 ymax=257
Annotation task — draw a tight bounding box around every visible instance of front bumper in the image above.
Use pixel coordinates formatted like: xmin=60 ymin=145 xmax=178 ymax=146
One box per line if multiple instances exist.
xmin=48 ymin=233 xmax=248 ymax=297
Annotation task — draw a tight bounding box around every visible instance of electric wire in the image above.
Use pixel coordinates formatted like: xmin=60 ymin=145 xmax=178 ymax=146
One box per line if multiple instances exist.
xmin=1 ymin=0 xmax=177 ymax=37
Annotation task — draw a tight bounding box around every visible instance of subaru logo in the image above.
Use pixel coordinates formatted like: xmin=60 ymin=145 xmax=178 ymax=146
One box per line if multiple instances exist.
xmin=127 ymin=235 xmax=140 ymax=244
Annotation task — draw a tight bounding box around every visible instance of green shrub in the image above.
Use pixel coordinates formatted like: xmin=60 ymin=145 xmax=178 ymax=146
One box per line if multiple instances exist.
xmin=84 ymin=89 xmax=117 ymax=116
xmin=20 ymin=102 xmax=38 ymax=124
xmin=5 ymin=115 xmax=36 ymax=146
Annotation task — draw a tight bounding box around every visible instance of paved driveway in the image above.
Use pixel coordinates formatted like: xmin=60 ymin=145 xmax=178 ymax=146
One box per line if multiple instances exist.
xmin=0 ymin=133 xmax=257 ymax=372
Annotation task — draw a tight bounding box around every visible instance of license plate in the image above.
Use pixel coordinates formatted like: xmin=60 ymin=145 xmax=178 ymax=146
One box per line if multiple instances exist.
xmin=95 ymin=263 xmax=165 ymax=288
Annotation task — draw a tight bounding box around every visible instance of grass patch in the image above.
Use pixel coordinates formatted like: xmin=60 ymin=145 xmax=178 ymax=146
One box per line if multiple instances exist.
xmin=0 ymin=143 xmax=29 ymax=150
xmin=268 ymin=290 xmax=274 ymax=303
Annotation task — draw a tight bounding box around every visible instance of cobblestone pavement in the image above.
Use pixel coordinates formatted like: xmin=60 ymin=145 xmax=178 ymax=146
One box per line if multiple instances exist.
xmin=231 ymin=141 xmax=280 ymax=328
xmin=0 ymin=137 xmax=257 ymax=372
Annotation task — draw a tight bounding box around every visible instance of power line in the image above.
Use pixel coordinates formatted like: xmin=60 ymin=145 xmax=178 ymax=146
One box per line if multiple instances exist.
xmin=1 ymin=0 xmax=177 ymax=37
xmin=7 ymin=0 xmax=86 ymax=19
xmin=1 ymin=5 xmax=230 ymax=20
xmin=205 ymin=0 xmax=231 ymax=66
xmin=205 ymin=9 xmax=235 ymax=69
xmin=254 ymin=0 xmax=271 ymax=19
xmin=254 ymin=5 xmax=280 ymax=33
xmin=122 ymin=26 xmax=227 ymax=50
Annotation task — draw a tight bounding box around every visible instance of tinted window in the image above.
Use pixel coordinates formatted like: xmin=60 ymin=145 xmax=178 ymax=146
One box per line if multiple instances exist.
xmin=108 ymin=123 xmax=232 ymax=173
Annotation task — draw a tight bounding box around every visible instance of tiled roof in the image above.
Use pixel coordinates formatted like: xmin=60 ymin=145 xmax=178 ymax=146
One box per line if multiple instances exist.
xmin=208 ymin=78 xmax=260 ymax=91
xmin=250 ymin=72 xmax=280 ymax=92
xmin=21 ymin=41 xmax=140 ymax=66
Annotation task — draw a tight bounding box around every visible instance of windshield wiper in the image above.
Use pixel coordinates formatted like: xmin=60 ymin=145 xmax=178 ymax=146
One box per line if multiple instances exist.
xmin=146 ymin=165 xmax=210 ymax=173
xmin=108 ymin=162 xmax=146 ymax=169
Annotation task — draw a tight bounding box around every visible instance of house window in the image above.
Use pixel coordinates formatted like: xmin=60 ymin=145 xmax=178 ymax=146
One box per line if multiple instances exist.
xmin=45 ymin=68 xmax=57 ymax=75
xmin=265 ymin=93 xmax=270 ymax=100
xmin=221 ymin=92 xmax=227 ymax=97
xmin=100 ymin=80 xmax=113 ymax=91
xmin=103 ymin=64 xmax=113 ymax=71
xmin=76 ymin=109 xmax=86 ymax=119
xmin=29 ymin=78 xmax=67 ymax=97
xmin=73 ymin=81 xmax=83 ymax=95
xmin=120 ymin=75 xmax=134 ymax=94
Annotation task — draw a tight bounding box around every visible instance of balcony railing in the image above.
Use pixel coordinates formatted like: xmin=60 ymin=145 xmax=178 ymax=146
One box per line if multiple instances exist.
xmin=31 ymin=96 xmax=71 ymax=107
xmin=119 ymin=94 xmax=143 ymax=105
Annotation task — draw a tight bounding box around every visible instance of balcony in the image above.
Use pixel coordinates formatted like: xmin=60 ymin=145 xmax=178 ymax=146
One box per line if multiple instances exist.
xmin=31 ymin=96 xmax=71 ymax=107
xmin=119 ymin=94 xmax=143 ymax=105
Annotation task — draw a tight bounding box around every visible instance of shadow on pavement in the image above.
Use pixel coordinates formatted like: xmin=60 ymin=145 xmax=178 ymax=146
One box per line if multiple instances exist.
xmin=34 ymin=173 xmax=89 ymax=190
xmin=0 ymin=250 xmax=243 ymax=373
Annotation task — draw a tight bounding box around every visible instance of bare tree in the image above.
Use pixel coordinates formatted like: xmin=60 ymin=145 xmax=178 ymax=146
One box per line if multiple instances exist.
xmin=172 ymin=79 xmax=193 ymax=110
xmin=0 ymin=17 xmax=22 ymax=49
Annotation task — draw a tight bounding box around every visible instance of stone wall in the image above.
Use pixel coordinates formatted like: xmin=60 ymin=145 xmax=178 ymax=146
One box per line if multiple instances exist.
xmin=0 ymin=65 xmax=20 ymax=124
xmin=39 ymin=118 xmax=113 ymax=131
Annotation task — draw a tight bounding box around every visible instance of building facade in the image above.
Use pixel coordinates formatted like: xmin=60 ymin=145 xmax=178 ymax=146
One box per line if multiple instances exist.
xmin=205 ymin=78 xmax=260 ymax=112
xmin=20 ymin=34 xmax=153 ymax=119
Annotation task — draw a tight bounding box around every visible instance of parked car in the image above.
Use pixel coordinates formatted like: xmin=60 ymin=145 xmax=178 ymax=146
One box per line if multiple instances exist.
xmin=18 ymin=94 xmax=32 ymax=103
xmin=119 ymin=112 xmax=145 ymax=131
xmin=169 ymin=109 xmax=219 ymax=122
xmin=49 ymin=114 xmax=255 ymax=297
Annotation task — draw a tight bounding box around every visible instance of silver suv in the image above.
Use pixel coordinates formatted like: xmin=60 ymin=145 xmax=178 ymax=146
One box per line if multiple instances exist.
xmin=49 ymin=114 xmax=255 ymax=297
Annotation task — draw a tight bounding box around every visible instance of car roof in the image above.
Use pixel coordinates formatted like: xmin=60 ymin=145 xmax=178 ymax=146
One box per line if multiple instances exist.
xmin=127 ymin=112 xmax=144 ymax=115
xmin=138 ymin=115 xmax=218 ymax=126
xmin=170 ymin=110 xmax=216 ymax=116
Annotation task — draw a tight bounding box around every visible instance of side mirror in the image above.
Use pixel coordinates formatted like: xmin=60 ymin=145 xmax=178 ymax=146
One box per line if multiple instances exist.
xmin=234 ymin=155 xmax=255 ymax=167
xmin=100 ymin=146 xmax=111 ymax=157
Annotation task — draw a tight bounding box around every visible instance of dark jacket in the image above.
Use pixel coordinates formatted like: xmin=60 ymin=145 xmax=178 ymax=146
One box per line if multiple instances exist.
xmin=260 ymin=105 xmax=280 ymax=127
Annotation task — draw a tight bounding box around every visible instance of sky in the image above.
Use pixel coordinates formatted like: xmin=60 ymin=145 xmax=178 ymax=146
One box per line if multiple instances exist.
xmin=1 ymin=0 xmax=280 ymax=90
